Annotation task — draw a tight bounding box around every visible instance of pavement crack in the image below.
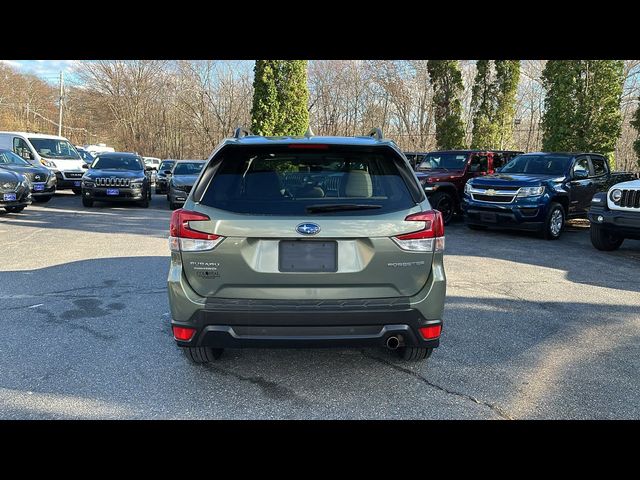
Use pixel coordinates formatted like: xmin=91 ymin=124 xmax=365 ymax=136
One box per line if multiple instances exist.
xmin=360 ymin=350 xmax=514 ymax=420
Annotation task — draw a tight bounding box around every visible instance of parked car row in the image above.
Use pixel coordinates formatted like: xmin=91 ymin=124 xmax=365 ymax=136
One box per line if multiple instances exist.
xmin=407 ymin=149 xmax=640 ymax=249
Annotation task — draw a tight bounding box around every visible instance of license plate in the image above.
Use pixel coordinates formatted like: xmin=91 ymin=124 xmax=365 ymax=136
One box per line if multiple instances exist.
xmin=480 ymin=212 xmax=497 ymax=223
xmin=33 ymin=183 xmax=45 ymax=192
xmin=3 ymin=193 xmax=17 ymax=202
xmin=74 ymin=181 xmax=81 ymax=186
xmin=278 ymin=240 xmax=338 ymax=273
xmin=106 ymin=189 xmax=120 ymax=196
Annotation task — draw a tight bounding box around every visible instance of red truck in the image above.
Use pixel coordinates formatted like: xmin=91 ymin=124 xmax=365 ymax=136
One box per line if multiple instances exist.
xmin=414 ymin=150 xmax=523 ymax=224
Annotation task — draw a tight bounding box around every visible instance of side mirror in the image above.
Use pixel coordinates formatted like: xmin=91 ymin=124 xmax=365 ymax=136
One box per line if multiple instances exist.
xmin=145 ymin=165 xmax=153 ymax=171
xmin=22 ymin=151 xmax=34 ymax=161
xmin=82 ymin=164 xmax=89 ymax=169
xmin=573 ymin=169 xmax=588 ymax=180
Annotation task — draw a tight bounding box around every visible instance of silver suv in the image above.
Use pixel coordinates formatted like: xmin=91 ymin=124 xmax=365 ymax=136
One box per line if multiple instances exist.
xmin=167 ymin=129 xmax=446 ymax=363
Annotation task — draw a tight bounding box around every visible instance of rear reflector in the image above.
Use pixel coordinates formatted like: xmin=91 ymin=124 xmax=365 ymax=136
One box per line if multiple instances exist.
xmin=419 ymin=325 xmax=442 ymax=340
xmin=172 ymin=326 xmax=196 ymax=341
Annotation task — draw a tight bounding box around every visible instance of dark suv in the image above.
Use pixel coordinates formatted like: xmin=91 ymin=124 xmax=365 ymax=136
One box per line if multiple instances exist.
xmin=0 ymin=148 xmax=56 ymax=203
xmin=81 ymin=152 xmax=152 ymax=208
xmin=155 ymin=160 xmax=176 ymax=194
xmin=168 ymin=129 xmax=446 ymax=363
xmin=415 ymin=150 xmax=522 ymax=224
xmin=168 ymin=160 xmax=206 ymax=210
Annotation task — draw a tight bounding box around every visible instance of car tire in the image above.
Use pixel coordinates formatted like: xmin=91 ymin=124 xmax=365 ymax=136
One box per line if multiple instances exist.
xmin=82 ymin=198 xmax=93 ymax=208
xmin=33 ymin=195 xmax=53 ymax=203
xmin=590 ymin=223 xmax=624 ymax=251
xmin=429 ymin=191 xmax=456 ymax=224
xmin=542 ymin=202 xmax=565 ymax=240
xmin=72 ymin=188 xmax=82 ymax=195
xmin=467 ymin=224 xmax=487 ymax=231
xmin=139 ymin=197 xmax=150 ymax=208
xmin=4 ymin=206 xmax=25 ymax=213
xmin=183 ymin=346 xmax=224 ymax=364
xmin=398 ymin=346 xmax=432 ymax=361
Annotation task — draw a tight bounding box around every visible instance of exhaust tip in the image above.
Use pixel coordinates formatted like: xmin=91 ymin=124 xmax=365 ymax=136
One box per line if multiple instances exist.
xmin=386 ymin=336 xmax=400 ymax=350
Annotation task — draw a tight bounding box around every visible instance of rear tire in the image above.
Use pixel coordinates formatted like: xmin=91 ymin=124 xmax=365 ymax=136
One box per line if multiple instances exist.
xmin=397 ymin=346 xmax=432 ymax=361
xmin=4 ymin=206 xmax=25 ymax=213
xmin=590 ymin=223 xmax=624 ymax=251
xmin=183 ymin=346 xmax=224 ymax=364
xmin=429 ymin=191 xmax=456 ymax=224
xmin=72 ymin=188 xmax=82 ymax=195
xmin=33 ymin=195 xmax=53 ymax=203
xmin=542 ymin=202 xmax=565 ymax=240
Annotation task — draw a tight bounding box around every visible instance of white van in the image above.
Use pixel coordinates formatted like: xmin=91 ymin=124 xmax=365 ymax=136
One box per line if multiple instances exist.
xmin=0 ymin=132 xmax=86 ymax=193
xmin=83 ymin=143 xmax=115 ymax=156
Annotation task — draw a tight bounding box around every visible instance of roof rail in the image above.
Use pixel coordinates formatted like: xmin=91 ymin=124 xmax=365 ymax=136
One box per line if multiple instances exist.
xmin=367 ymin=128 xmax=383 ymax=140
xmin=233 ymin=127 xmax=253 ymax=139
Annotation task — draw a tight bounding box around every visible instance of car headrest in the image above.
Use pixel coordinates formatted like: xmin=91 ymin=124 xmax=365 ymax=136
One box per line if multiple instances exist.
xmin=344 ymin=170 xmax=372 ymax=197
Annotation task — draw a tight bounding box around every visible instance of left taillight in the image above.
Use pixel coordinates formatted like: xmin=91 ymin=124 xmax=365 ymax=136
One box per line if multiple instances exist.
xmin=392 ymin=211 xmax=445 ymax=252
xmin=169 ymin=209 xmax=224 ymax=252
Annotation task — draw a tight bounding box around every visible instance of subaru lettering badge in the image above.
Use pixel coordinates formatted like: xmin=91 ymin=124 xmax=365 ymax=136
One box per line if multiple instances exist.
xmin=296 ymin=223 xmax=321 ymax=235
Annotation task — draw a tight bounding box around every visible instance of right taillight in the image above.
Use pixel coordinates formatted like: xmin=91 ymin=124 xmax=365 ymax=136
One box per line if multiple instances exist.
xmin=169 ymin=209 xmax=224 ymax=252
xmin=392 ymin=211 xmax=445 ymax=252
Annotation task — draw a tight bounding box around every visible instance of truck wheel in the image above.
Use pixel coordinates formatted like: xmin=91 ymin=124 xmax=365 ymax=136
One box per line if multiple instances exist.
xmin=542 ymin=202 xmax=564 ymax=240
xmin=398 ymin=346 xmax=432 ymax=361
xmin=33 ymin=195 xmax=53 ymax=203
xmin=4 ymin=206 xmax=25 ymax=213
xmin=82 ymin=198 xmax=93 ymax=208
xmin=72 ymin=188 xmax=82 ymax=195
xmin=429 ymin=191 xmax=455 ymax=224
xmin=590 ymin=223 xmax=624 ymax=251
xmin=183 ymin=346 xmax=224 ymax=364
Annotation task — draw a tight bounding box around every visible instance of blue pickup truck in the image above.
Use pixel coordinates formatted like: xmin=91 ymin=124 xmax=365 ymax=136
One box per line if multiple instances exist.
xmin=461 ymin=152 xmax=638 ymax=240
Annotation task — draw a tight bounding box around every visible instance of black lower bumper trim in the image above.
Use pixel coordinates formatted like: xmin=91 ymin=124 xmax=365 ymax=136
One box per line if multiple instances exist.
xmin=589 ymin=208 xmax=640 ymax=238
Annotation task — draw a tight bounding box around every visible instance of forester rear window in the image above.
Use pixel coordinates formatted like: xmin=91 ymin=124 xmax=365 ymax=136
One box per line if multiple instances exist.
xmin=198 ymin=145 xmax=420 ymax=215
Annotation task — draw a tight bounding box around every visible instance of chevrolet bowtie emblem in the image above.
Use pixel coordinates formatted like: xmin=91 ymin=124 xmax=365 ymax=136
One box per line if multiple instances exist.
xmin=486 ymin=189 xmax=496 ymax=195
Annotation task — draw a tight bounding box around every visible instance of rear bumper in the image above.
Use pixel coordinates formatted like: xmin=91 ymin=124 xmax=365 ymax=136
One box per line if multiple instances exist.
xmin=172 ymin=305 xmax=441 ymax=349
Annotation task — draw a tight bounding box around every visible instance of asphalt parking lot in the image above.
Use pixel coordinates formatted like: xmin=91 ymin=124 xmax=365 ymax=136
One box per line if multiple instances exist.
xmin=0 ymin=191 xmax=638 ymax=419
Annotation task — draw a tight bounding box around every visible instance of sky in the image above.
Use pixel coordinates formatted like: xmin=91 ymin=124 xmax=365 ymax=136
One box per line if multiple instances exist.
xmin=0 ymin=60 xmax=82 ymax=84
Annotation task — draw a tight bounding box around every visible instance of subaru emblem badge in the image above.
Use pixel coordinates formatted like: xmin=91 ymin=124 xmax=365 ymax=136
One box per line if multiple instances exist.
xmin=296 ymin=223 xmax=321 ymax=235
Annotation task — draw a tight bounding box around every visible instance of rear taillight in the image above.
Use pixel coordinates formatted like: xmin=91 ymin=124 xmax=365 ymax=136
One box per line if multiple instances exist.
xmin=169 ymin=209 xmax=224 ymax=252
xmin=419 ymin=325 xmax=442 ymax=340
xmin=392 ymin=211 xmax=445 ymax=252
xmin=172 ymin=326 xmax=196 ymax=341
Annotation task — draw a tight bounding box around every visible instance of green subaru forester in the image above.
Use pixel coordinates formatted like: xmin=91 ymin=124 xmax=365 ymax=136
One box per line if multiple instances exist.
xmin=168 ymin=129 xmax=446 ymax=363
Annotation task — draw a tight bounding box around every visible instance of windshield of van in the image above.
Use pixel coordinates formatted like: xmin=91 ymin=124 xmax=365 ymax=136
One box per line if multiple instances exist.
xmin=0 ymin=149 xmax=30 ymax=166
xmin=28 ymin=138 xmax=81 ymax=160
xmin=198 ymin=146 xmax=418 ymax=216
xmin=501 ymin=155 xmax=571 ymax=175
xmin=418 ymin=153 xmax=468 ymax=170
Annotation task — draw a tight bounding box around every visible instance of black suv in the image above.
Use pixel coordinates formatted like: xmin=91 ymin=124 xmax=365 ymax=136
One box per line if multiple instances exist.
xmin=155 ymin=160 xmax=176 ymax=194
xmin=168 ymin=160 xmax=206 ymax=210
xmin=81 ymin=152 xmax=152 ymax=208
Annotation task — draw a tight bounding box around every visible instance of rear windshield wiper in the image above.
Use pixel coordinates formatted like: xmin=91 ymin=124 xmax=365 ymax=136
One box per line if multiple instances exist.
xmin=306 ymin=204 xmax=382 ymax=213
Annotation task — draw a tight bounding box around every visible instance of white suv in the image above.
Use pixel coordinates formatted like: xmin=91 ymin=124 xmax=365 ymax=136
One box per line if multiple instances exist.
xmin=588 ymin=178 xmax=640 ymax=250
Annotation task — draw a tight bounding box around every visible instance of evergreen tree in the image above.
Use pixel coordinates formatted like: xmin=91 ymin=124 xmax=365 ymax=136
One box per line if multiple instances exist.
xmin=251 ymin=60 xmax=280 ymax=136
xmin=427 ymin=60 xmax=466 ymax=150
xmin=632 ymin=97 xmax=640 ymax=168
xmin=542 ymin=60 xmax=624 ymax=168
xmin=470 ymin=60 xmax=520 ymax=150
xmin=251 ymin=60 xmax=309 ymax=136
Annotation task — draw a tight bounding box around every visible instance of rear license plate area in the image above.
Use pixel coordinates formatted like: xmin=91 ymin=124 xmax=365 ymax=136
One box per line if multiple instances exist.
xmin=480 ymin=212 xmax=497 ymax=223
xmin=106 ymin=189 xmax=120 ymax=196
xmin=3 ymin=193 xmax=17 ymax=202
xmin=278 ymin=240 xmax=337 ymax=272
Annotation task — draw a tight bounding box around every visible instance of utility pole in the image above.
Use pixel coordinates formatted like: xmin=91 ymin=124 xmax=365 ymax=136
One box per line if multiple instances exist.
xmin=58 ymin=71 xmax=64 ymax=137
